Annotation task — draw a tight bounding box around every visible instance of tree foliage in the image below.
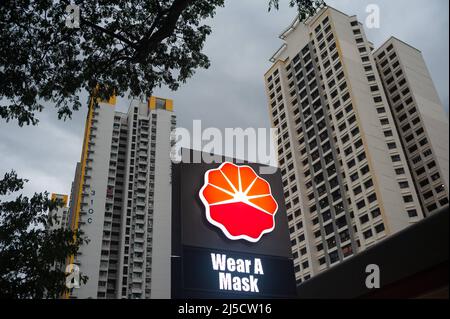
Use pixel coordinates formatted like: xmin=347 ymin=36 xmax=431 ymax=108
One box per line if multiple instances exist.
xmin=0 ymin=0 xmax=325 ymax=126
xmin=0 ymin=0 xmax=224 ymax=126
xmin=0 ymin=170 xmax=87 ymax=299
xmin=269 ymin=0 xmax=326 ymax=21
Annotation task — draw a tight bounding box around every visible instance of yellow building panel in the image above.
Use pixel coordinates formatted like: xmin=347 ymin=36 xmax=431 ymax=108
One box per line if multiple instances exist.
xmin=51 ymin=193 xmax=68 ymax=207
xmin=149 ymin=96 xmax=157 ymax=110
xmin=93 ymin=84 xmax=116 ymax=106
xmin=165 ymin=99 xmax=174 ymax=111
xmin=148 ymin=96 xmax=173 ymax=111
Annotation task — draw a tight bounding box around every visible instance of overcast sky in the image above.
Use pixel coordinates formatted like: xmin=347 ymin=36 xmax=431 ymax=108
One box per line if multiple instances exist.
xmin=0 ymin=0 xmax=448 ymax=199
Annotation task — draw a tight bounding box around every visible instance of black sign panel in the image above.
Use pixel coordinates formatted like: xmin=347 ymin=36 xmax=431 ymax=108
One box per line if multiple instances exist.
xmin=172 ymin=149 xmax=296 ymax=298
xmin=182 ymin=246 xmax=296 ymax=299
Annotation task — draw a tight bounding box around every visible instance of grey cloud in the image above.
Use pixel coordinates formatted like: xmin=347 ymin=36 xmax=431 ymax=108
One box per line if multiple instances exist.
xmin=0 ymin=0 xmax=448 ymax=197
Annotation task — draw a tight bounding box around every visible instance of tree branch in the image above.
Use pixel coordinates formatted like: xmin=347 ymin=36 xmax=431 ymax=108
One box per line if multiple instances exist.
xmin=58 ymin=0 xmax=136 ymax=47
xmin=80 ymin=17 xmax=136 ymax=47
xmin=134 ymin=0 xmax=195 ymax=61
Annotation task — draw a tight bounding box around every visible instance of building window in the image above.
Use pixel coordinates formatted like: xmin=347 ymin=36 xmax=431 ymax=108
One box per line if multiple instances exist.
xmin=364 ymin=179 xmax=374 ymax=189
xmin=344 ymin=147 xmax=353 ymax=156
xmin=357 ymin=152 xmax=366 ymax=162
xmin=359 ymin=214 xmax=369 ymax=224
xmin=319 ymin=257 xmax=326 ymax=265
xmin=322 ymin=210 xmax=332 ymax=222
xmin=403 ymin=195 xmax=413 ymax=203
xmin=416 ymin=167 xmax=425 ymax=176
xmin=361 ymin=165 xmax=370 ymax=175
xmin=363 ymin=229 xmax=373 ymax=239
xmin=416 ymin=127 xmax=424 ymax=136
xmin=399 ymin=181 xmax=409 ymax=189
xmin=431 ymin=173 xmax=441 ymax=181
xmin=387 ymin=142 xmax=397 ymax=150
xmin=375 ymin=223 xmax=385 ymax=233
xmin=329 ymin=251 xmax=339 ymax=264
xmin=356 ymin=199 xmax=365 ymax=210
xmin=391 ymin=155 xmax=401 ymax=162
xmin=423 ymin=190 xmax=433 ymax=199
xmin=354 ymin=186 xmax=362 ymax=195
xmin=423 ymin=149 xmax=433 ymax=157
xmin=427 ymin=161 xmax=436 ymax=169
xmin=324 ymin=223 xmax=334 ymax=235
xmin=373 ymin=96 xmax=382 ymax=103
xmin=347 ymin=159 xmax=356 ymax=168
xmin=407 ymin=209 xmax=418 ymax=218
xmin=371 ymin=208 xmax=381 ymax=218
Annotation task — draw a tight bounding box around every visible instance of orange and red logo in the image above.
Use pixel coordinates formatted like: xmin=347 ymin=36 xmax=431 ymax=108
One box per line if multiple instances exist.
xmin=199 ymin=162 xmax=278 ymax=243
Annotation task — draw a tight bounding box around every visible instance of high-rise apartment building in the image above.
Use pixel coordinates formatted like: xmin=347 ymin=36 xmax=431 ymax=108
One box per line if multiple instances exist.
xmin=374 ymin=38 xmax=449 ymax=215
xmin=66 ymin=95 xmax=176 ymax=299
xmin=264 ymin=6 xmax=429 ymax=284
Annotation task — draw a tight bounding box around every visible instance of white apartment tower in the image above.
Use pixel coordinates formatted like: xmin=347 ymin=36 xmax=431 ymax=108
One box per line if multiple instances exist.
xmin=67 ymin=95 xmax=176 ymax=299
xmin=264 ymin=6 xmax=428 ymax=284
xmin=48 ymin=193 xmax=70 ymax=230
xmin=374 ymin=38 xmax=449 ymax=215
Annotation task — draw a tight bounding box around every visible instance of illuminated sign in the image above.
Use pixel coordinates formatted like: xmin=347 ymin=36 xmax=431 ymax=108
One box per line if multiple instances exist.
xmin=172 ymin=150 xmax=296 ymax=298
xmin=199 ymin=162 xmax=278 ymax=243
xmin=211 ymin=253 xmax=263 ymax=293
xmin=180 ymin=247 xmax=296 ymax=298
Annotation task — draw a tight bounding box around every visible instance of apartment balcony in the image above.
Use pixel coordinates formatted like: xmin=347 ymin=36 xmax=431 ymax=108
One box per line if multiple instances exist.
xmin=134 ymin=246 xmax=144 ymax=254
xmin=139 ymin=142 xmax=148 ymax=149
xmin=135 ymin=207 xmax=145 ymax=215
xmin=138 ymin=156 xmax=147 ymax=163
xmin=135 ymin=227 xmax=145 ymax=234
xmin=131 ymin=287 xmax=142 ymax=295
xmin=107 ymin=266 xmax=118 ymax=273
xmin=136 ymin=182 xmax=146 ymax=189
xmin=133 ymin=256 xmax=144 ymax=263
xmin=133 ymin=265 xmax=143 ymax=273
xmin=136 ymin=206 xmax=146 ymax=214
xmin=136 ymin=190 xmax=146 ymax=197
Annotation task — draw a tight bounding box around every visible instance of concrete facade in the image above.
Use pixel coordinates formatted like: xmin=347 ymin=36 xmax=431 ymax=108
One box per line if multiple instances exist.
xmin=67 ymin=96 xmax=176 ymax=299
xmin=374 ymin=38 xmax=449 ymax=215
xmin=264 ymin=6 xmax=426 ymax=284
